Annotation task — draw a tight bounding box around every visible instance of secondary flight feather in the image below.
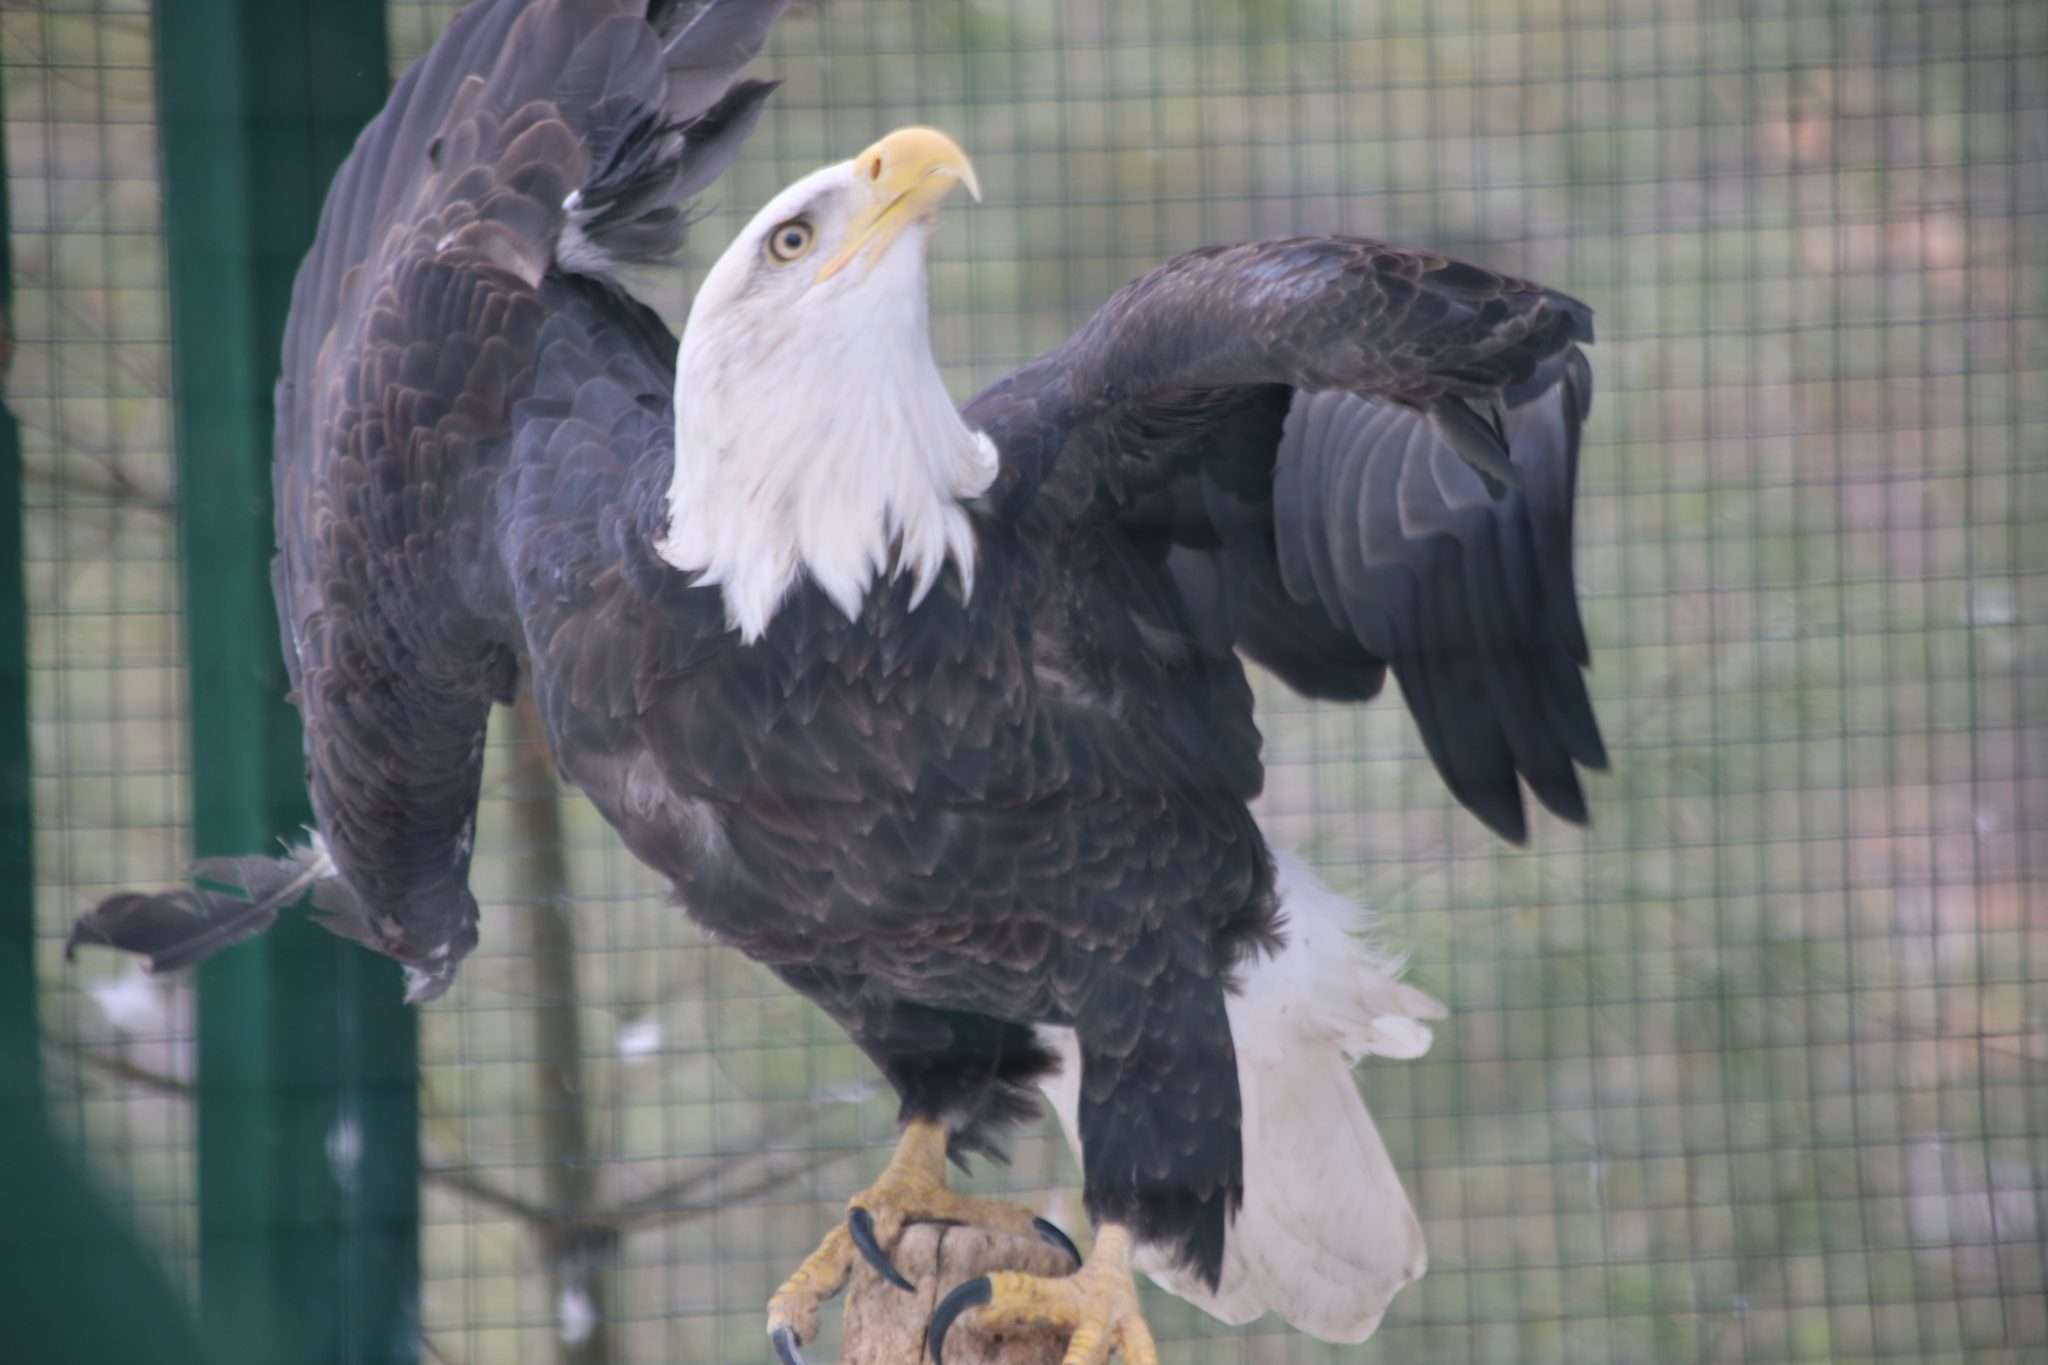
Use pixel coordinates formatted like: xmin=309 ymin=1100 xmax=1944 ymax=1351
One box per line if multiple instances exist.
xmin=71 ymin=0 xmax=1605 ymax=1358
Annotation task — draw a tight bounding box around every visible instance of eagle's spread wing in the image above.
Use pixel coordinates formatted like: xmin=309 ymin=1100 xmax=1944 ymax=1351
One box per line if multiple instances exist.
xmin=74 ymin=0 xmax=785 ymax=998
xmin=965 ymin=239 xmax=1604 ymax=841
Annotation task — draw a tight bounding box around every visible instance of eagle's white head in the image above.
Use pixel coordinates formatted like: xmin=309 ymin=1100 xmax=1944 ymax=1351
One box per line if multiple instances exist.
xmin=656 ymin=127 xmax=997 ymax=642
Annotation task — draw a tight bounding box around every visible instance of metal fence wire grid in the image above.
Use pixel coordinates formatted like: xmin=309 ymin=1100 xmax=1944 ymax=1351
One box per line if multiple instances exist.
xmin=3 ymin=1 xmax=2043 ymax=1363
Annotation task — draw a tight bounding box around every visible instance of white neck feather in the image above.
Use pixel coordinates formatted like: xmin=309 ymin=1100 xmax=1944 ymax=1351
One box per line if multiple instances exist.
xmin=655 ymin=245 xmax=996 ymax=642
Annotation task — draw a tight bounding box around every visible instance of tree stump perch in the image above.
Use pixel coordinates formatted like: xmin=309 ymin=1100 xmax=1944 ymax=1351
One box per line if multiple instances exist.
xmin=840 ymin=1222 xmax=1077 ymax=1365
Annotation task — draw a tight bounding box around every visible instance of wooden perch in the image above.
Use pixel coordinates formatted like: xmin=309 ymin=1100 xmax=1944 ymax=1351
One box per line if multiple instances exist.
xmin=841 ymin=1223 xmax=1076 ymax=1365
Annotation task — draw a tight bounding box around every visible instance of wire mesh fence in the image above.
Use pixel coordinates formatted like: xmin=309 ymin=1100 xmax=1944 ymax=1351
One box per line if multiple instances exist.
xmin=8 ymin=0 xmax=199 ymax=1292
xmin=8 ymin=0 xmax=2046 ymax=1362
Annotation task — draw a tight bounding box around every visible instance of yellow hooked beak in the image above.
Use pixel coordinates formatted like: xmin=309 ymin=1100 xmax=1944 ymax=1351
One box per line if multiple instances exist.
xmin=815 ymin=126 xmax=981 ymax=283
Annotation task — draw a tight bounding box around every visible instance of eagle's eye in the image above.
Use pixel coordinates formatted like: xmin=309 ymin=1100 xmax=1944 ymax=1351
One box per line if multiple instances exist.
xmin=766 ymin=218 xmax=815 ymax=263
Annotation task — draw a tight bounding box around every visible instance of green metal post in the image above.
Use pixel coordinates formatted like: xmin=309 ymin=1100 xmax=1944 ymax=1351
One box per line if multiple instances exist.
xmin=154 ymin=5 xmax=418 ymax=1364
xmin=0 ymin=52 xmax=36 ymax=1114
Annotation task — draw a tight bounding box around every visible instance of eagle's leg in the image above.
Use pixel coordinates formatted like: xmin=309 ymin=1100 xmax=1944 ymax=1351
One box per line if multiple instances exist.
xmin=765 ymin=1117 xmax=1080 ymax=1364
xmin=927 ymin=1223 xmax=1160 ymax=1365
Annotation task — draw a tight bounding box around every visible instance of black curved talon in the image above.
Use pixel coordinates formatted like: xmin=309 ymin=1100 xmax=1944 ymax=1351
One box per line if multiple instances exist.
xmin=847 ymin=1207 xmax=915 ymax=1292
xmin=1032 ymin=1216 xmax=1083 ymax=1270
xmin=769 ymin=1325 xmax=809 ymax=1365
xmin=927 ymin=1275 xmax=993 ymax=1365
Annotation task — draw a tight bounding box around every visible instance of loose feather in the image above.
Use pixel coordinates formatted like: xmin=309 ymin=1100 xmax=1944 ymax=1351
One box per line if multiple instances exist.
xmin=67 ymin=841 xmax=337 ymax=975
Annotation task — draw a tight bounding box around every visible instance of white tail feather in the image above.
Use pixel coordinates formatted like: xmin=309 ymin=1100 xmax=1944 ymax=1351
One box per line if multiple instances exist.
xmin=1035 ymin=848 xmax=1445 ymax=1341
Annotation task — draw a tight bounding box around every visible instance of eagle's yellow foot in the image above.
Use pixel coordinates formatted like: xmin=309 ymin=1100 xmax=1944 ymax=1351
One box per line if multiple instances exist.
xmin=765 ymin=1119 xmax=1081 ymax=1365
xmin=928 ymin=1224 xmax=1160 ymax=1365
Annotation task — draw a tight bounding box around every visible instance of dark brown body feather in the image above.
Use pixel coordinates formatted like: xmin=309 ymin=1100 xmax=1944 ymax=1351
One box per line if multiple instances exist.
xmin=76 ymin=0 xmax=1604 ymax=1286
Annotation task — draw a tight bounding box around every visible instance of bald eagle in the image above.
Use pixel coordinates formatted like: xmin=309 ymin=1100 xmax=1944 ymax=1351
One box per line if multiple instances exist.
xmin=71 ymin=0 xmax=1605 ymax=1358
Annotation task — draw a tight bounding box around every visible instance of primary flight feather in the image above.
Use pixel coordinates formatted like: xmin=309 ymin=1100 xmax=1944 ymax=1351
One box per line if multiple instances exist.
xmin=72 ymin=0 xmax=1605 ymax=1357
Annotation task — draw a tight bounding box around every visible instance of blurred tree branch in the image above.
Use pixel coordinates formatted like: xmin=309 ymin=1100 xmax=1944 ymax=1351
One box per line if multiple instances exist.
xmin=66 ymin=1031 xmax=852 ymax=1238
xmin=507 ymin=693 xmax=614 ymax=1365
xmin=21 ymin=451 xmax=176 ymax=518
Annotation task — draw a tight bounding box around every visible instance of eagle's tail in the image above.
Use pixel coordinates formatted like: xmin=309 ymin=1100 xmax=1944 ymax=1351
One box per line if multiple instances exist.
xmin=1038 ymin=849 xmax=1444 ymax=1341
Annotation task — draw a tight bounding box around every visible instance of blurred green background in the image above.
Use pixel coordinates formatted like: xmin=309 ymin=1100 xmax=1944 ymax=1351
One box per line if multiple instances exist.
xmin=6 ymin=0 xmax=2045 ymax=1361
